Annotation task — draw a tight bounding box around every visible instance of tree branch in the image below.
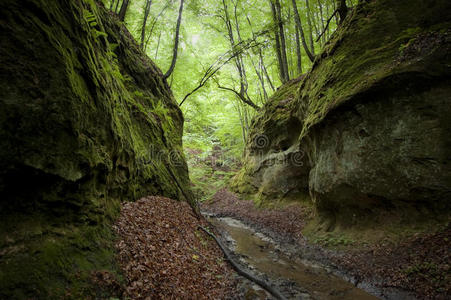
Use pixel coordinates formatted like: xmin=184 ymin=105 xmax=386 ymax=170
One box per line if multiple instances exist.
xmin=316 ymin=8 xmax=338 ymax=43
xmin=179 ymin=37 xmax=265 ymax=106
xmin=217 ymin=84 xmax=260 ymax=110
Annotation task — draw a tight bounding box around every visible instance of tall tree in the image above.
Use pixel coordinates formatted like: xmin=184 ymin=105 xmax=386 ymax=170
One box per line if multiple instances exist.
xmin=164 ymin=0 xmax=184 ymax=79
xmin=217 ymin=0 xmax=259 ymax=110
xmin=269 ymin=0 xmax=285 ymax=83
xmin=316 ymin=0 xmax=326 ymax=44
xmin=269 ymin=0 xmax=289 ymax=83
xmin=275 ymin=0 xmax=289 ymax=82
xmin=291 ymin=0 xmax=315 ymax=62
xmin=144 ymin=0 xmax=173 ymax=51
xmin=118 ymin=0 xmax=130 ymax=22
xmin=245 ymin=15 xmax=271 ymax=100
xmin=337 ymin=0 xmax=348 ymax=24
xmin=294 ymin=17 xmax=303 ymax=75
xmin=305 ymin=0 xmax=316 ymax=56
xmin=140 ymin=0 xmax=152 ymax=49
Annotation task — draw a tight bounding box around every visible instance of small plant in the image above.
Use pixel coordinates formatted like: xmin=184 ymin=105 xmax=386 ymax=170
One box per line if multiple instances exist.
xmin=133 ymin=90 xmax=144 ymax=97
xmin=313 ymin=234 xmax=354 ymax=247
xmin=152 ymin=101 xmax=174 ymax=129
xmin=83 ymin=9 xmax=108 ymax=41
xmin=404 ymin=262 xmax=439 ymax=276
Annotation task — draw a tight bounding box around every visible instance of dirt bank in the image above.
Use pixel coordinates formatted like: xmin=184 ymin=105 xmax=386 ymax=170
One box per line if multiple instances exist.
xmin=203 ymin=189 xmax=450 ymax=300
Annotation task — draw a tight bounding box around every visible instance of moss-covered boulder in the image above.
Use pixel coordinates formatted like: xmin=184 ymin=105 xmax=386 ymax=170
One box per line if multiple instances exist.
xmin=231 ymin=77 xmax=310 ymax=205
xmin=0 ymin=0 xmax=193 ymax=298
xmin=301 ymin=0 xmax=451 ymax=224
xmin=233 ymin=0 xmax=451 ymax=223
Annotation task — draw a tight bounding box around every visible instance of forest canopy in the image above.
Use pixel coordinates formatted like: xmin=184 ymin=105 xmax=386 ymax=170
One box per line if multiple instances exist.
xmin=106 ymin=0 xmax=353 ymax=157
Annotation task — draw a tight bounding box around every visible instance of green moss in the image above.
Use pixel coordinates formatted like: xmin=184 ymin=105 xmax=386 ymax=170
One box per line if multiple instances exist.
xmin=0 ymin=211 xmax=123 ymax=299
xmin=230 ymin=76 xmax=306 ymax=205
xmin=0 ymin=0 xmax=193 ymax=297
xmin=233 ymin=0 xmax=451 ymax=227
xmin=296 ymin=0 xmax=451 ymax=139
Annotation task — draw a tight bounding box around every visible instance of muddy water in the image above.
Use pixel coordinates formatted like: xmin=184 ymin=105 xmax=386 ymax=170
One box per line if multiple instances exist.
xmin=210 ymin=217 xmax=379 ymax=300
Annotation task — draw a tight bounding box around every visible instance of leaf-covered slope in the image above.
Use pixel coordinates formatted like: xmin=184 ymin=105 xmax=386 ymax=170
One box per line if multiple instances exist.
xmin=0 ymin=0 xmax=192 ymax=297
xmin=115 ymin=196 xmax=236 ymax=299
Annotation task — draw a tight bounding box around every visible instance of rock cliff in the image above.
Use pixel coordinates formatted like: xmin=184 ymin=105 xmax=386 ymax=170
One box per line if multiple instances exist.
xmin=232 ymin=0 xmax=451 ymax=226
xmin=0 ymin=0 xmax=192 ymax=297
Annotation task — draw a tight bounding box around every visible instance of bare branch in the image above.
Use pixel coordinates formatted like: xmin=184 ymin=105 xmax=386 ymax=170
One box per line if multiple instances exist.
xmin=316 ymin=8 xmax=338 ymax=42
xmin=179 ymin=37 xmax=265 ymax=106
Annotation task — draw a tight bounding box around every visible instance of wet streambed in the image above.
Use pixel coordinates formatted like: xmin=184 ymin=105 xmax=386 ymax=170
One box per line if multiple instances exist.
xmin=209 ymin=217 xmax=379 ymax=300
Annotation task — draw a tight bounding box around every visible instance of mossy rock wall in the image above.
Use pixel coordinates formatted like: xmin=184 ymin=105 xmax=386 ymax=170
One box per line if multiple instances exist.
xmin=0 ymin=0 xmax=192 ymax=298
xmin=233 ymin=0 xmax=451 ymax=223
xmin=230 ymin=77 xmax=310 ymax=205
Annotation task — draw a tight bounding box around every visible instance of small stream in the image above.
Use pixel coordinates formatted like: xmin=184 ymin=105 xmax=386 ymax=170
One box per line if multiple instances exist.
xmin=209 ymin=216 xmax=380 ymax=300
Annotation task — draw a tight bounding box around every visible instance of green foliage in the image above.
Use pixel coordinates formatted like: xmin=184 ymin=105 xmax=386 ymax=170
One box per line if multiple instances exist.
xmin=0 ymin=0 xmax=194 ymax=297
xmin=404 ymin=262 xmax=439 ymax=276
xmin=105 ymin=0 xmax=341 ymax=174
xmin=312 ymin=233 xmax=355 ymax=247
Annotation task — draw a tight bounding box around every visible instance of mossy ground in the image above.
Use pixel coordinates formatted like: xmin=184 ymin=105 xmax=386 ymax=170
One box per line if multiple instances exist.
xmin=303 ymin=208 xmax=450 ymax=251
xmin=0 ymin=214 xmax=123 ymax=299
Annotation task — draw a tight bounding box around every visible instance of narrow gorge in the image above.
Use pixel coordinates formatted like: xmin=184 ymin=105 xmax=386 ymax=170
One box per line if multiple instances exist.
xmin=0 ymin=0 xmax=449 ymax=299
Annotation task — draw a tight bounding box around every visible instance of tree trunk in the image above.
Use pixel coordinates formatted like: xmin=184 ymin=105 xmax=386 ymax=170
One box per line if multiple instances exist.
xmin=324 ymin=0 xmax=331 ymax=40
xmin=243 ymin=105 xmax=250 ymax=134
xmin=317 ymin=0 xmax=326 ymax=44
xmin=337 ymin=0 xmax=348 ymax=24
xmin=232 ymin=1 xmax=249 ymax=97
xmin=305 ymin=0 xmax=315 ymax=56
xmin=291 ymin=0 xmax=315 ymax=62
xmin=155 ymin=31 xmax=161 ymax=60
xmin=269 ymin=0 xmax=285 ymax=83
xmin=245 ymin=14 xmax=271 ymax=100
xmin=235 ymin=102 xmax=247 ymax=144
xmin=114 ymin=0 xmax=120 ymax=13
xmin=294 ymin=20 xmax=302 ymax=75
xmin=164 ymin=0 xmax=184 ymax=79
xmin=140 ymin=0 xmax=152 ymax=49
xmin=144 ymin=1 xmax=172 ymax=51
xmin=275 ymin=0 xmax=289 ymax=82
xmin=261 ymin=55 xmax=275 ymax=91
xmin=118 ymin=0 xmax=130 ymax=22
xmin=250 ymin=54 xmax=268 ymax=101
xmin=286 ymin=6 xmax=294 ymax=79
xmin=219 ymin=0 xmax=258 ymax=110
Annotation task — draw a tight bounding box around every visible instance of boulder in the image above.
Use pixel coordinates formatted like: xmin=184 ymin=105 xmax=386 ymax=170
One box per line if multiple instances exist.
xmin=231 ymin=77 xmax=310 ymax=204
xmin=233 ymin=0 xmax=451 ymax=224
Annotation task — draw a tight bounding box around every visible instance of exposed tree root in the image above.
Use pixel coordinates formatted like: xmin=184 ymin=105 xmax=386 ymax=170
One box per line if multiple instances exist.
xmin=199 ymin=226 xmax=287 ymax=300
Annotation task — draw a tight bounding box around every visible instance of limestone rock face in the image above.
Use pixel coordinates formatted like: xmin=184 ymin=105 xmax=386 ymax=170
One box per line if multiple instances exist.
xmin=0 ymin=0 xmax=192 ymax=297
xmin=233 ymin=0 xmax=451 ymax=221
xmin=309 ymin=81 xmax=451 ymax=218
xmin=231 ymin=77 xmax=310 ymax=204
